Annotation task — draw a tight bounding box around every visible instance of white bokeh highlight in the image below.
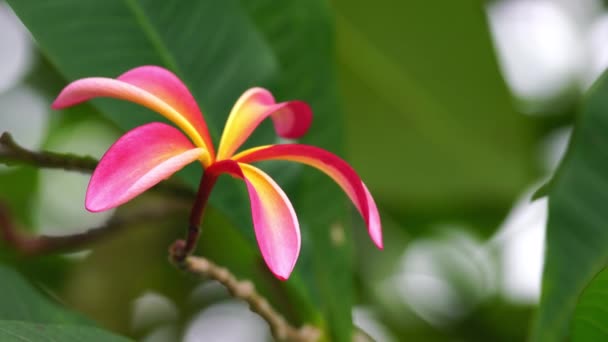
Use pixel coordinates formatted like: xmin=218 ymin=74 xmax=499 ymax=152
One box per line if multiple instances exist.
xmin=586 ymin=14 xmax=608 ymax=87
xmin=491 ymin=194 xmax=547 ymax=303
xmin=487 ymin=0 xmax=584 ymax=102
xmin=550 ymin=0 xmax=603 ymax=27
xmin=131 ymin=291 xmax=178 ymax=333
xmin=0 ymin=3 xmax=33 ymax=94
xmin=0 ymin=86 xmax=48 ymax=153
xmin=36 ymin=121 xmax=118 ymax=235
xmin=389 ymin=229 xmax=496 ymax=326
xmin=490 ymin=127 xmax=571 ymax=304
xmin=539 ymin=127 xmax=572 ymax=173
xmin=140 ymin=325 xmax=179 ymax=342
xmin=487 ymin=0 xmax=608 ymax=104
xmin=353 ymin=306 xmax=395 ymax=342
xmin=184 ymin=301 xmax=270 ymax=342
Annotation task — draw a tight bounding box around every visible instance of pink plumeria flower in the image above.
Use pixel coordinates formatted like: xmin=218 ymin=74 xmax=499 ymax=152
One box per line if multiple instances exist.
xmin=52 ymin=66 xmax=382 ymax=280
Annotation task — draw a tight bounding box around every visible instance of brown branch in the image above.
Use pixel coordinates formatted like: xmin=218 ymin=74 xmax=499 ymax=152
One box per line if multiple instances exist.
xmin=176 ymin=255 xmax=321 ymax=342
xmin=0 ymin=203 xmax=184 ymax=256
xmin=0 ymin=132 xmax=97 ymax=173
xmin=0 ymin=131 xmax=195 ymax=199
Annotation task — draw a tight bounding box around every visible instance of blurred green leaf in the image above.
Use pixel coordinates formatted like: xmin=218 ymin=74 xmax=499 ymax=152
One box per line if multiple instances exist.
xmin=572 ymin=267 xmax=608 ymax=342
xmin=0 ymin=321 xmax=131 ymax=342
xmin=332 ymin=1 xmax=535 ymax=231
xmin=532 ymin=71 xmax=608 ymax=341
xmin=0 ymin=264 xmax=89 ymax=325
xmin=0 ymin=167 xmax=38 ymax=227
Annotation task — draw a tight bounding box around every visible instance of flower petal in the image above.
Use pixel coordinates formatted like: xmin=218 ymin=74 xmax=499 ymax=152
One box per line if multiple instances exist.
xmin=234 ymin=144 xmax=383 ymax=249
xmin=208 ymin=160 xmax=301 ymax=280
xmin=216 ymin=87 xmax=312 ymax=160
xmin=52 ymin=66 xmax=214 ymax=165
xmin=86 ymin=122 xmax=207 ymax=212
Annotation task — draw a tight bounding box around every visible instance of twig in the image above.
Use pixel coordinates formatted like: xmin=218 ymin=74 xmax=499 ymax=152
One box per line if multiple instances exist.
xmin=0 ymin=203 xmax=185 ymax=256
xmin=176 ymin=255 xmax=321 ymax=342
xmin=0 ymin=132 xmax=97 ymax=173
xmin=0 ymin=132 xmax=195 ymax=199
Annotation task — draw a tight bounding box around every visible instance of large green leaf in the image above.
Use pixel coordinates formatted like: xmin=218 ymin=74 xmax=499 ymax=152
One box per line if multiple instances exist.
xmin=0 ymin=321 xmax=131 ymax=342
xmin=0 ymin=264 xmax=132 ymax=340
xmin=0 ymin=264 xmax=88 ymax=324
xmin=572 ymin=267 xmax=608 ymax=341
xmin=331 ymin=1 xmax=535 ymax=228
xmin=532 ymin=72 xmax=608 ymax=341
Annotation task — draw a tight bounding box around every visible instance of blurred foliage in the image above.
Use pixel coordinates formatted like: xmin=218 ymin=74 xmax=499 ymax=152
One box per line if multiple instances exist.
xmin=4 ymin=0 xmax=608 ymax=341
xmin=572 ymin=266 xmax=608 ymax=342
xmin=0 ymin=264 xmax=131 ymax=340
xmin=332 ymin=0 xmax=537 ymax=235
xmin=533 ymin=69 xmax=608 ymax=341
xmin=0 ymin=321 xmax=131 ymax=342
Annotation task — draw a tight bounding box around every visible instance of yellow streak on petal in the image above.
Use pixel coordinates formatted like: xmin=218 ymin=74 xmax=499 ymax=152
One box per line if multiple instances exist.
xmin=93 ymin=80 xmax=212 ymax=166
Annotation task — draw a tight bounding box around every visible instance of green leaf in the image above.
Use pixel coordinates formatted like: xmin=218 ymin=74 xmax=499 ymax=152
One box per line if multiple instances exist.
xmin=0 ymin=263 xmax=131 ymax=339
xmin=331 ymin=1 xmax=535 ymax=229
xmin=572 ymin=267 xmax=608 ymax=342
xmin=0 ymin=264 xmax=89 ymax=325
xmin=0 ymin=321 xmax=131 ymax=342
xmin=532 ymin=71 xmax=608 ymax=341
xmin=0 ymin=167 xmax=38 ymax=227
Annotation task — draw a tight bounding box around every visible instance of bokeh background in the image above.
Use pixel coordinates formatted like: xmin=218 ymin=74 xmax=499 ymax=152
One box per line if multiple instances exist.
xmin=1 ymin=0 xmax=606 ymax=341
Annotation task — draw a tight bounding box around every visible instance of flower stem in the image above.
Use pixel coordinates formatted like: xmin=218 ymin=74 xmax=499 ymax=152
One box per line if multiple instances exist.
xmin=0 ymin=132 xmax=97 ymax=173
xmin=172 ymin=170 xmax=219 ymax=261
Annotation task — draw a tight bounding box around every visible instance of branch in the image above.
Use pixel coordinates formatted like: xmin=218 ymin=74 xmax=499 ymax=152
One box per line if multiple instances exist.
xmin=176 ymin=255 xmax=321 ymax=342
xmin=0 ymin=132 xmax=97 ymax=173
xmin=0 ymin=202 xmax=185 ymax=256
xmin=0 ymin=132 xmax=195 ymax=199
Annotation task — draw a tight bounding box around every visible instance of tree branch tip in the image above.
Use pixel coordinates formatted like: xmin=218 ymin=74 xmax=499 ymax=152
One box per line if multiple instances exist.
xmin=168 ymin=239 xmax=187 ymax=266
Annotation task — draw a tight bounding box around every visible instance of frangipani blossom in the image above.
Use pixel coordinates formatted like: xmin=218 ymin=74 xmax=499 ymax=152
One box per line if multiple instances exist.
xmin=52 ymin=66 xmax=382 ymax=280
